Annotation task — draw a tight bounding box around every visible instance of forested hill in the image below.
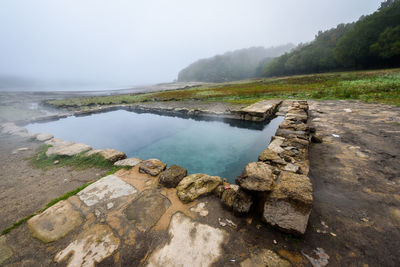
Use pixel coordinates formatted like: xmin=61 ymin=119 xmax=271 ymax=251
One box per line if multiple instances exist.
xmin=260 ymin=0 xmax=400 ymax=77
xmin=177 ymin=44 xmax=294 ymax=82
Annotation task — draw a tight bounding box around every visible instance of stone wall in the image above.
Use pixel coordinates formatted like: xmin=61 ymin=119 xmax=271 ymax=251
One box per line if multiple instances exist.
xmin=127 ymin=100 xmax=281 ymax=122
xmin=2 ymin=99 xmax=313 ymax=236
xmin=17 ymin=100 xmax=282 ymax=126
xmin=234 ymin=100 xmax=313 ymax=235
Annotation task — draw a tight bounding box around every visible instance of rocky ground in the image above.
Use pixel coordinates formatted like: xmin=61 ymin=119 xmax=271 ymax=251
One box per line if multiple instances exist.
xmin=0 ymin=99 xmax=399 ymax=266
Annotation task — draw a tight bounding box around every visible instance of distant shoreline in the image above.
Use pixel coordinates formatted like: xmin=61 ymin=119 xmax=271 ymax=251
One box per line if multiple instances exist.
xmin=0 ymin=81 xmax=207 ymax=97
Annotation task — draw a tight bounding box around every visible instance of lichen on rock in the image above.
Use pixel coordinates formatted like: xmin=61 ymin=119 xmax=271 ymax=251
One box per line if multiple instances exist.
xmin=176 ymin=174 xmax=222 ymax=203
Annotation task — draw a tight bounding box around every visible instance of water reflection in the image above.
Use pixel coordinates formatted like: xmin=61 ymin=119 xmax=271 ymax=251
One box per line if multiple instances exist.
xmin=27 ymin=110 xmax=283 ymax=182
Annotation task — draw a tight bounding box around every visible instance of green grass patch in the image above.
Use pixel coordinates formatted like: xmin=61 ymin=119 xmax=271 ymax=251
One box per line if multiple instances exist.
xmin=1 ymin=142 xmax=133 ymax=235
xmin=46 ymin=68 xmax=400 ymax=107
xmin=38 ymin=182 xmax=94 ymax=213
xmin=30 ymin=145 xmax=116 ymax=171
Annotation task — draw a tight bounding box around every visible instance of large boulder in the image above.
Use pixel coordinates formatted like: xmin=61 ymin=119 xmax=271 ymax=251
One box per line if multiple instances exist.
xmin=236 ymin=162 xmax=277 ymax=192
xmin=262 ymin=171 xmax=313 ymax=235
xmin=99 ymin=149 xmax=126 ymax=163
xmin=158 ymin=164 xmax=187 ymax=188
xmin=176 ymin=174 xmax=222 ymax=203
xmin=139 ymin=159 xmax=167 ymax=176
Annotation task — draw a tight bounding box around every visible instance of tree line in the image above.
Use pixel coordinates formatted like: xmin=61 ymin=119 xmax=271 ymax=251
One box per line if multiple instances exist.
xmin=177 ymin=44 xmax=294 ymax=83
xmin=261 ymin=0 xmax=400 ymax=77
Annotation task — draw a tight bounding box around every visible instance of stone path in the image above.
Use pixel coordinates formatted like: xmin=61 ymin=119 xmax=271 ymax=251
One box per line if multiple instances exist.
xmin=240 ymin=100 xmax=279 ymax=114
xmin=0 ymin=163 xmax=296 ymax=266
xmin=306 ymin=100 xmax=400 ymax=266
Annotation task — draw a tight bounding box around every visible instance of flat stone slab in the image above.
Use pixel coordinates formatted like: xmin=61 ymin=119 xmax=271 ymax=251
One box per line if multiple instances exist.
xmin=78 ymin=175 xmax=137 ymax=207
xmin=46 ymin=143 xmax=92 ymax=157
xmin=241 ymin=100 xmax=278 ymax=115
xmin=27 ymin=200 xmax=82 ymax=243
xmin=124 ymin=190 xmax=171 ymax=232
xmin=54 ymin=224 xmax=120 ymax=267
xmin=36 ymin=133 xmax=53 ymax=142
xmin=114 ymin=157 xmax=142 ymax=167
xmin=146 ymin=212 xmax=226 ymax=267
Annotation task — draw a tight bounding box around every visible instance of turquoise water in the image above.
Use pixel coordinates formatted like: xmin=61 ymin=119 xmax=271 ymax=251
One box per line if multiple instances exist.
xmin=27 ymin=110 xmax=283 ymax=182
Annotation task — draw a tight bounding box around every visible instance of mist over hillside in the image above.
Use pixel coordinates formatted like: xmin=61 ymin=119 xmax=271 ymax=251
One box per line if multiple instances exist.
xmin=177 ymin=44 xmax=295 ymax=83
xmin=261 ymin=0 xmax=400 ymax=77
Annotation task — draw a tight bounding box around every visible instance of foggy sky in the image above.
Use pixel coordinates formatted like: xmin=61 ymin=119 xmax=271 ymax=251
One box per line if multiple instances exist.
xmin=0 ymin=0 xmax=382 ymax=89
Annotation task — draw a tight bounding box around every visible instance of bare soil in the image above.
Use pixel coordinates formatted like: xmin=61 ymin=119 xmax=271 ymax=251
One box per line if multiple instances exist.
xmin=0 ymin=134 xmax=107 ymax=231
xmin=305 ymin=100 xmax=400 ymax=266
